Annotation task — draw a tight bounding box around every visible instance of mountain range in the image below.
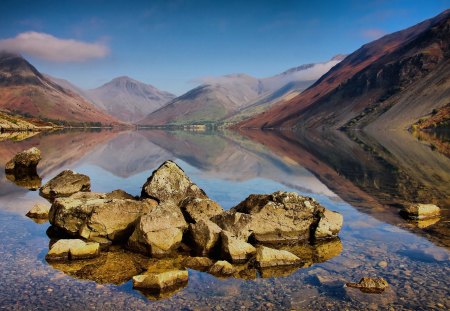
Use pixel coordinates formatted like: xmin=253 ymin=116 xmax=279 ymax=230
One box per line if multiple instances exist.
xmin=237 ymin=9 xmax=450 ymax=131
xmin=138 ymin=56 xmax=343 ymax=126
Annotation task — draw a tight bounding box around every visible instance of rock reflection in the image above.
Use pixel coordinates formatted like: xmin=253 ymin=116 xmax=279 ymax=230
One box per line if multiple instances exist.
xmin=5 ymin=172 xmax=41 ymax=190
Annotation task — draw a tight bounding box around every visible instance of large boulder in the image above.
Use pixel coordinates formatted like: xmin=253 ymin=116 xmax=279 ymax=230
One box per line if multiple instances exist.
xmin=5 ymin=147 xmax=41 ymax=175
xmin=215 ymin=191 xmax=342 ymax=243
xmin=401 ymin=203 xmax=440 ymax=220
xmin=220 ymin=231 xmax=256 ymax=263
xmin=189 ymin=219 xmax=222 ymax=256
xmin=141 ymin=160 xmax=207 ymax=205
xmin=132 ymin=270 xmax=189 ymax=291
xmin=314 ymin=210 xmax=344 ymax=239
xmin=255 ymin=246 xmax=301 ymax=268
xmin=46 ymin=239 xmax=100 ymax=261
xmin=127 ymin=202 xmax=188 ymax=257
xmin=181 ymin=197 xmax=224 ymax=223
xmin=49 ymin=192 xmax=157 ymax=241
xmin=40 ymin=170 xmax=91 ymax=200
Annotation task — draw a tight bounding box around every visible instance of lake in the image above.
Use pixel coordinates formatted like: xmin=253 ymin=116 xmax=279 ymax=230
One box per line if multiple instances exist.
xmin=0 ymin=129 xmax=449 ymax=310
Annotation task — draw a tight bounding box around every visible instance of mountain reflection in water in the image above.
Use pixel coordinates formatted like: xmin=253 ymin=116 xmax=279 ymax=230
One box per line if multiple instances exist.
xmin=0 ymin=128 xmax=449 ymax=310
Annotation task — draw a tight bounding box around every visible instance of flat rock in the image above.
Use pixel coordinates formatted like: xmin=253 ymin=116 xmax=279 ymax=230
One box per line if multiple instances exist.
xmin=209 ymin=260 xmax=235 ymax=276
xmin=49 ymin=193 xmax=156 ymax=241
xmin=132 ymin=270 xmax=189 ymax=291
xmin=5 ymin=147 xmax=41 ymax=174
xmin=315 ymin=210 xmax=344 ymax=239
xmin=346 ymin=277 xmax=389 ymax=293
xmin=181 ymin=197 xmax=224 ymax=223
xmin=128 ymin=202 xmax=188 ymax=257
xmin=141 ymin=160 xmax=207 ymax=205
xmin=26 ymin=203 xmax=50 ymax=219
xmin=46 ymin=239 xmax=100 ymax=261
xmin=220 ymin=230 xmax=256 ymax=263
xmin=40 ymin=170 xmax=91 ymax=200
xmin=189 ymin=219 xmax=222 ymax=256
xmin=401 ymin=203 xmax=440 ymax=220
xmin=255 ymin=246 xmax=301 ymax=268
xmin=181 ymin=257 xmax=214 ymax=270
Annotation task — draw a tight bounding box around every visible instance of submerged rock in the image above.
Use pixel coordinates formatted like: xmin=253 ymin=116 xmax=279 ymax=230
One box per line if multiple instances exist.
xmin=189 ymin=219 xmax=222 ymax=256
xmin=401 ymin=203 xmax=440 ymax=220
xmin=40 ymin=170 xmax=91 ymax=200
xmin=181 ymin=197 xmax=224 ymax=223
xmin=346 ymin=277 xmax=389 ymax=293
xmin=49 ymin=192 xmax=157 ymax=241
xmin=220 ymin=230 xmax=256 ymax=263
xmin=255 ymin=246 xmax=301 ymax=268
xmin=46 ymin=239 xmax=100 ymax=261
xmin=5 ymin=147 xmax=41 ymax=175
xmin=209 ymin=260 xmax=235 ymax=276
xmin=26 ymin=203 xmax=50 ymax=219
xmin=127 ymin=202 xmax=188 ymax=257
xmin=181 ymin=256 xmax=214 ymax=270
xmin=132 ymin=270 xmax=189 ymax=291
xmin=141 ymin=160 xmax=207 ymax=205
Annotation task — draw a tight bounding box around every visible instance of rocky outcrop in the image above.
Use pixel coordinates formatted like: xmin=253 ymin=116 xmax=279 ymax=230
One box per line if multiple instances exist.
xmin=189 ymin=219 xmax=222 ymax=256
xmin=5 ymin=147 xmax=41 ymax=174
xmin=132 ymin=270 xmax=189 ymax=292
xmin=212 ymin=191 xmax=342 ymax=243
xmin=346 ymin=277 xmax=389 ymax=293
xmin=255 ymin=246 xmax=301 ymax=268
xmin=46 ymin=239 xmax=100 ymax=261
xmin=401 ymin=203 xmax=440 ymax=220
xmin=181 ymin=197 xmax=223 ymax=223
xmin=127 ymin=202 xmax=188 ymax=257
xmin=49 ymin=192 xmax=157 ymax=241
xmin=40 ymin=170 xmax=91 ymax=200
xmin=26 ymin=203 xmax=50 ymax=219
xmin=141 ymin=160 xmax=207 ymax=205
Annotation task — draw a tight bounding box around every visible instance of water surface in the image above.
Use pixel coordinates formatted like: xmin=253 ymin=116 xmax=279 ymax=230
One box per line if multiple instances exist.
xmin=0 ymin=129 xmax=449 ymax=310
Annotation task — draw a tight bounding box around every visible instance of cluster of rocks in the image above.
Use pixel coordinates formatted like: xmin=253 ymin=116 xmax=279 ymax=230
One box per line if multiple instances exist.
xmin=29 ymin=160 xmax=344 ymax=295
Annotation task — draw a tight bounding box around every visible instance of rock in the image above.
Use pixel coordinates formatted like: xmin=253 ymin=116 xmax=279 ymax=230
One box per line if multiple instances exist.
xmin=401 ymin=203 xmax=440 ymax=220
xmin=127 ymin=202 xmax=188 ymax=257
xmin=132 ymin=270 xmax=189 ymax=291
xmin=181 ymin=257 xmax=214 ymax=270
xmin=220 ymin=231 xmax=256 ymax=263
xmin=209 ymin=260 xmax=235 ymax=275
xmin=210 ymin=211 xmax=254 ymax=240
xmin=346 ymin=277 xmax=389 ymax=293
xmin=26 ymin=203 xmax=50 ymax=219
xmin=40 ymin=170 xmax=91 ymax=200
xmin=255 ymin=246 xmax=301 ymax=268
xmin=141 ymin=160 xmax=207 ymax=205
xmin=189 ymin=219 xmax=222 ymax=256
xmin=49 ymin=193 xmax=156 ymax=241
xmin=5 ymin=147 xmax=41 ymax=174
xmin=46 ymin=239 xmax=100 ymax=261
xmin=378 ymin=261 xmax=388 ymax=268
xmin=181 ymin=197 xmax=224 ymax=223
xmin=105 ymin=189 xmax=136 ymax=200
xmin=225 ymin=191 xmax=339 ymax=243
xmin=314 ymin=210 xmax=343 ymax=239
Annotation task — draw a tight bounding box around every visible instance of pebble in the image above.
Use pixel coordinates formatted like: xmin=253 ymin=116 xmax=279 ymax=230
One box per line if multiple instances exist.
xmin=377 ymin=260 xmax=388 ymax=268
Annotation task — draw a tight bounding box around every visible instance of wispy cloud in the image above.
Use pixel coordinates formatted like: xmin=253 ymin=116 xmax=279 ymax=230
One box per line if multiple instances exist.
xmin=361 ymin=28 xmax=386 ymax=40
xmin=0 ymin=32 xmax=110 ymax=62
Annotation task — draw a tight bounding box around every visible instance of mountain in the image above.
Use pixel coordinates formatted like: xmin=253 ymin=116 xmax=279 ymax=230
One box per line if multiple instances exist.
xmin=87 ymin=76 xmax=176 ymax=123
xmin=139 ymin=57 xmax=343 ymax=126
xmin=237 ymin=10 xmax=450 ymax=130
xmin=0 ymin=52 xmax=120 ymax=126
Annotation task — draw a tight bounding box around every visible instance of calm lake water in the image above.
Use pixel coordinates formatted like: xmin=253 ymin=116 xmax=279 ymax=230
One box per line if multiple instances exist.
xmin=0 ymin=129 xmax=449 ymax=310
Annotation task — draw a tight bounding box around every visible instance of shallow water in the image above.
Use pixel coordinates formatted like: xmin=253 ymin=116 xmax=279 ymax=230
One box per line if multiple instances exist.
xmin=0 ymin=129 xmax=449 ymax=310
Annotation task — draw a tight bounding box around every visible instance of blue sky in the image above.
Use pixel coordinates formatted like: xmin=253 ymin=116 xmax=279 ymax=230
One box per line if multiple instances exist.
xmin=1 ymin=0 xmax=449 ymax=95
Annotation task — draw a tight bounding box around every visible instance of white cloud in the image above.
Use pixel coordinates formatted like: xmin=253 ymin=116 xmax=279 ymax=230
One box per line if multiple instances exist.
xmin=0 ymin=32 xmax=109 ymax=62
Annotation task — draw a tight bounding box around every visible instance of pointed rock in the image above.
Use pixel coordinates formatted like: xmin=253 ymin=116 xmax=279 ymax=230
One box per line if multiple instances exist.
xmin=220 ymin=231 xmax=256 ymax=263
xmin=141 ymin=160 xmax=207 ymax=205
xmin=5 ymin=147 xmax=41 ymax=174
xmin=314 ymin=210 xmax=343 ymax=239
xmin=255 ymin=246 xmax=301 ymax=268
xmin=189 ymin=219 xmax=222 ymax=256
xmin=26 ymin=203 xmax=50 ymax=219
xmin=209 ymin=260 xmax=235 ymax=276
